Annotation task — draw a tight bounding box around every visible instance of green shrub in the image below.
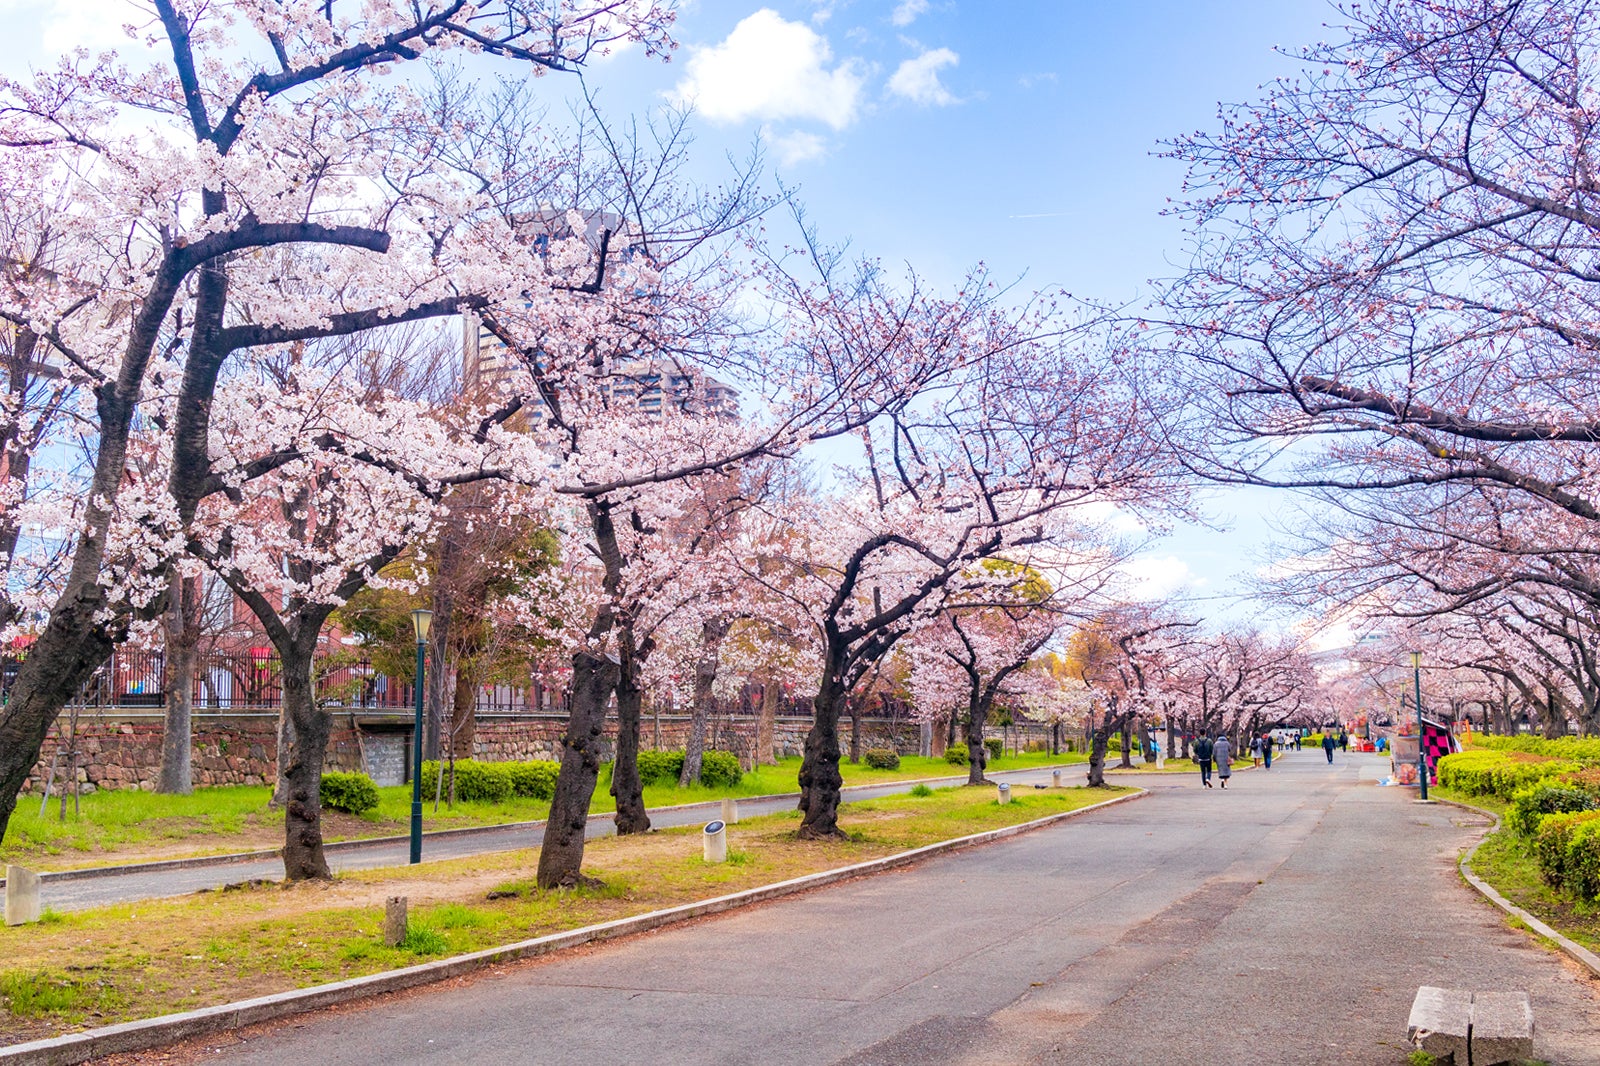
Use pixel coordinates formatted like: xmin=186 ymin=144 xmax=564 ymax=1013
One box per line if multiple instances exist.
xmin=698 ymin=750 xmax=743 ymax=788
xmin=507 ymin=760 xmax=560 ymax=800
xmin=909 ymin=783 xmax=933 ymax=797
xmin=1508 ymin=783 xmax=1598 ymax=837
xmin=863 ymin=748 xmax=901 ymax=770
xmin=1024 ymin=739 xmax=1047 ymax=753
xmin=984 ymin=738 xmax=1003 ymax=762
xmin=432 ymin=760 xmax=514 ymax=803
xmin=1567 ymin=819 xmax=1600 ymax=900
xmin=945 ymin=743 xmax=969 ymax=765
xmin=1534 ymin=809 xmax=1600 ymax=888
xmin=636 ymin=750 xmax=686 ymax=785
xmin=320 ymin=771 xmax=379 ymax=815
xmin=1474 ymin=734 xmax=1600 ymax=765
xmin=1436 ymin=750 xmax=1580 ymax=800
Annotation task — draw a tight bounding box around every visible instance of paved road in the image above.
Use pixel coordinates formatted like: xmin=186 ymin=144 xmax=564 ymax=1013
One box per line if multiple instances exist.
xmin=111 ymin=749 xmax=1600 ymax=1065
xmin=24 ymin=766 xmax=1073 ymax=913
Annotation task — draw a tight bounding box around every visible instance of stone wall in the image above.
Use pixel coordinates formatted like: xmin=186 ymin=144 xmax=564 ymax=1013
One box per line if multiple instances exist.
xmin=22 ymin=711 xmax=961 ymax=794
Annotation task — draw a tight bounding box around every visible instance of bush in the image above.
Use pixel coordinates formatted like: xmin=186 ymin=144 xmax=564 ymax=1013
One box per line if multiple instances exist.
xmin=1474 ymin=734 xmax=1600 ymax=765
xmin=1567 ymin=820 xmax=1600 ymax=900
xmin=1508 ymin=783 xmax=1598 ymax=837
xmin=909 ymin=783 xmax=933 ymax=797
xmin=984 ymin=738 xmax=1003 ymax=762
xmin=1024 ymin=739 xmax=1047 ymax=753
xmin=1436 ymin=750 xmax=1580 ymax=800
xmin=635 ymin=749 xmax=686 ymax=785
xmin=945 ymin=743 xmax=969 ymax=765
xmin=698 ymin=750 xmax=743 ymax=788
xmin=320 ymin=771 xmax=379 ymax=815
xmin=507 ymin=760 xmax=561 ymax=800
xmin=427 ymin=759 xmax=514 ymax=803
xmin=863 ymin=748 xmax=901 ymax=770
xmin=1534 ymin=809 xmax=1600 ymax=888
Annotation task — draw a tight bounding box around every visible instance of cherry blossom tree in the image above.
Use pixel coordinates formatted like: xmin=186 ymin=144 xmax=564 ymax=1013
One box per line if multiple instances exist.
xmin=0 ymin=0 xmax=679 ymax=846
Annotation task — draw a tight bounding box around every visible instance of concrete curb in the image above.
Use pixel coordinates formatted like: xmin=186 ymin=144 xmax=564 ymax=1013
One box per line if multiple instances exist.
xmin=0 ymin=787 xmax=1143 ymax=1065
xmin=1435 ymin=797 xmax=1600 ymax=978
xmin=1 ymin=763 xmax=1088 ymax=889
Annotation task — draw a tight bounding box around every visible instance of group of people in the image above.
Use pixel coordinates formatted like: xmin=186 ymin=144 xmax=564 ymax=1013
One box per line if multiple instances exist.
xmin=1188 ymin=729 xmax=1354 ymax=786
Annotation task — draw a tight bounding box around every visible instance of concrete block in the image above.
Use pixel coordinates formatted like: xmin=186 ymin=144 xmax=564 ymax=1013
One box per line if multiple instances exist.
xmin=703 ymin=820 xmax=727 ymax=863
xmin=1407 ymin=985 xmax=1470 ymax=1064
xmin=1470 ymin=991 xmax=1534 ymax=1066
xmin=5 ymin=864 xmax=42 ymax=926
xmin=721 ymin=796 xmax=738 ymax=824
xmin=383 ymin=896 xmax=407 ymax=947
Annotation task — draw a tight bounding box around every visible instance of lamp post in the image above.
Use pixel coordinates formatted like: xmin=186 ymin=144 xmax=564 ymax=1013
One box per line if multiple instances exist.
xmin=1411 ymin=650 xmax=1428 ymax=800
xmin=410 ymin=608 xmax=433 ymax=864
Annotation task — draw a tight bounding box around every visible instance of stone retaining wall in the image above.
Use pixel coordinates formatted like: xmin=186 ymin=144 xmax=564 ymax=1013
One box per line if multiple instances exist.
xmin=23 ymin=712 xmax=984 ymax=794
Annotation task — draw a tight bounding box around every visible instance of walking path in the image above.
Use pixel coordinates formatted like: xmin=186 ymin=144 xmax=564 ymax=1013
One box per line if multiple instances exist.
xmin=101 ymin=748 xmax=1600 ymax=1065
xmin=9 ymin=764 xmax=1077 ymax=914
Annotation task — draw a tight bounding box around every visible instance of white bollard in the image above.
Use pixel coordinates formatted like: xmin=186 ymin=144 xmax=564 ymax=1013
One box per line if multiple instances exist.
xmin=1051 ymin=770 xmax=1062 ymax=788
xmin=721 ymin=796 xmax=739 ymax=824
xmin=996 ymin=782 xmax=1011 ymax=805
xmin=703 ymin=819 xmax=728 ymax=863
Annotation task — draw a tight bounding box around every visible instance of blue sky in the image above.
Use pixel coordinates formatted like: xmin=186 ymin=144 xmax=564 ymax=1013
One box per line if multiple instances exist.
xmin=579 ymin=0 xmax=1336 ymax=624
xmin=0 ymin=0 xmax=1343 ymax=630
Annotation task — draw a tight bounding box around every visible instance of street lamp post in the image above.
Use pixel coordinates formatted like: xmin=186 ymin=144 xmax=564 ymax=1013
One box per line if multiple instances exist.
xmin=1410 ymin=650 xmax=1428 ymax=801
xmin=410 ymin=609 xmax=433 ymax=864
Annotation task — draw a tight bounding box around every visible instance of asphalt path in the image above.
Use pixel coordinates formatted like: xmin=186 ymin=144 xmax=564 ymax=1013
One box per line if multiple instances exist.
xmin=108 ymin=748 xmax=1600 ymax=1065
xmin=22 ymin=764 xmax=1078 ymax=913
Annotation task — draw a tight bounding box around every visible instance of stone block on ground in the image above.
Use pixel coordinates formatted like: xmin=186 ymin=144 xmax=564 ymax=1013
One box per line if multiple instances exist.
xmin=4 ymin=864 xmax=42 ymax=926
xmin=383 ymin=896 xmax=408 ymax=947
xmin=1407 ymin=985 xmax=1470 ymax=1064
xmin=721 ymin=796 xmax=738 ymax=824
xmin=1469 ymin=991 xmax=1534 ymax=1066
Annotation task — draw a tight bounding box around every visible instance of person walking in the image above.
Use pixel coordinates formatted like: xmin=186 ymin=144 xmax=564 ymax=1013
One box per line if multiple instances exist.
xmin=1214 ymin=734 xmax=1233 ymax=789
xmin=1322 ymin=731 xmax=1336 ymax=764
xmin=1262 ymin=732 xmax=1274 ymax=769
xmin=1250 ymin=734 xmax=1263 ymax=768
xmin=1339 ymin=731 xmax=1349 ymax=752
xmin=1193 ymin=734 xmax=1214 ymax=788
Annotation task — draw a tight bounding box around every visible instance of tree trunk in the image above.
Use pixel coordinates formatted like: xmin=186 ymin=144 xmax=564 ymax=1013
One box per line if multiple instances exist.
xmin=680 ymin=617 xmax=730 ymax=787
xmin=849 ymin=697 xmax=862 ymax=764
xmin=280 ymin=638 xmax=333 ymax=881
xmin=611 ymin=646 xmax=650 ymax=835
xmin=158 ymin=572 xmax=201 ymax=795
xmin=797 ymin=671 xmax=847 ymax=839
xmin=1086 ymin=721 xmax=1112 ymax=787
xmin=271 ymin=704 xmax=295 ymax=807
xmin=449 ymin=655 xmax=478 ymax=760
xmin=1118 ymin=721 xmax=1134 ymax=768
xmin=755 ymin=677 xmax=779 ymax=765
xmin=424 ymin=591 xmax=453 ymax=762
xmin=537 ymin=650 xmax=620 ymax=889
xmin=965 ymin=690 xmax=988 ymax=786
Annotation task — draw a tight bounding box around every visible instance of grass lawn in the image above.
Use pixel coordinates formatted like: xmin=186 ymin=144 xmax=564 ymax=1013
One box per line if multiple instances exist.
xmin=0 ymin=751 xmax=1087 ymax=870
xmin=0 ymin=782 xmax=1128 ymax=1044
xmin=1104 ymin=757 xmax=1254 ymax=775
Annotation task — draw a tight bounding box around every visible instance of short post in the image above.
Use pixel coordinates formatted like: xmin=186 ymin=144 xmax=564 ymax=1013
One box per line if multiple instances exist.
xmin=721 ymin=796 xmax=738 ymax=824
xmin=703 ymin=819 xmax=728 ymax=863
xmin=383 ymin=896 xmax=408 ymax=947
xmin=1051 ymin=769 xmax=1062 ymax=788
xmin=5 ymin=865 xmax=42 ymax=926
xmin=996 ymin=782 xmax=1011 ymax=805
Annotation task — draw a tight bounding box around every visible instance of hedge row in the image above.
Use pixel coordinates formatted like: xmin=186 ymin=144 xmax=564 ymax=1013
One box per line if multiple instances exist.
xmin=1435 ymin=750 xmax=1581 ymax=800
xmin=1535 ymin=810 xmax=1600 ymax=899
xmin=320 ymin=771 xmax=379 ymax=814
xmin=419 ymin=759 xmax=561 ymax=803
xmin=1473 ymin=734 xmax=1600 ymax=765
xmin=634 ymin=749 xmax=743 ymax=789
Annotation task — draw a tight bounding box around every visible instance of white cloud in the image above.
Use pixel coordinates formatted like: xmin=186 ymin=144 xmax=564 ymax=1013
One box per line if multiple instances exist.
xmin=672 ymin=9 xmax=866 ymax=130
xmin=0 ymin=0 xmax=140 ymax=59
xmin=768 ymin=128 xmax=829 ymax=165
xmin=1119 ymin=555 xmax=1203 ymax=601
xmin=891 ymin=0 xmax=929 ymax=26
xmin=887 ymin=47 xmax=959 ymax=106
